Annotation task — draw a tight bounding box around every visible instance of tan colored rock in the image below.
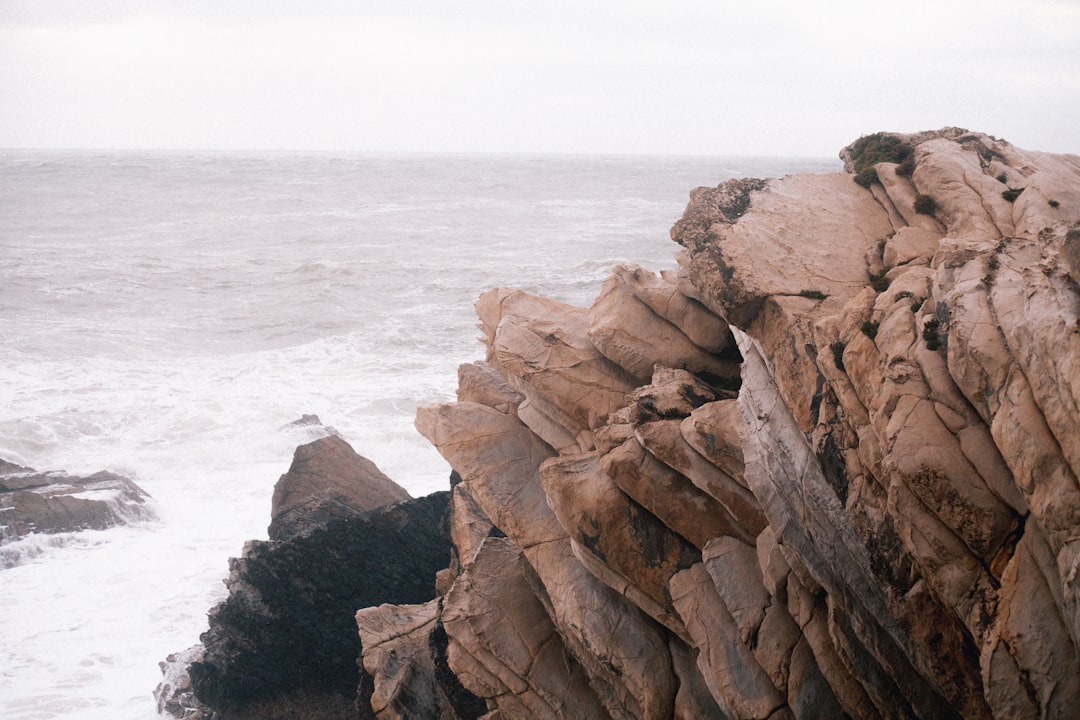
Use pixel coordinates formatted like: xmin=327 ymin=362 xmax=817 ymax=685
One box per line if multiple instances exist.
xmin=442 ymin=537 xmax=611 ymax=720
xmin=601 ymin=437 xmax=753 ymax=548
xmin=874 ymin=161 xmax=945 ymax=233
xmin=669 ymin=562 xmax=789 ymax=719
xmin=417 ymin=400 xmax=678 ymax=719
xmin=701 ymin=537 xmax=770 ymax=647
xmin=522 ymin=536 xmax=678 ymax=720
xmin=356 ymin=600 xmax=460 ymax=720
xmin=936 ymin=230 xmax=1080 ymax=647
xmin=415 ymin=400 xmax=562 ymax=548
xmin=785 ymin=574 xmax=881 ymax=720
xmin=673 ymin=172 xmax=895 ymax=326
xmin=680 ymin=400 xmax=747 ymax=486
xmin=540 ymin=451 xmax=697 ymax=635
xmin=913 ymin=138 xmax=1016 ymax=240
xmin=882 ymin=226 xmax=943 ymax=267
xmin=475 ymin=288 xmax=637 ymax=449
xmin=456 ymin=361 xmax=522 ymax=412
xmin=981 ymin=526 xmax=1080 ymax=717
xmin=635 ymin=419 xmax=765 ymax=537
xmin=631 ymin=367 xmax=727 ymax=422
xmin=394 ymin=131 xmax=1080 ymax=720
xmin=588 ymin=270 xmax=740 ymax=383
xmin=736 ymin=328 xmax=990 ymax=720
xmin=438 ymin=483 xmax=497 ymax=594
xmin=667 ymin=638 xmax=729 ymax=719
xmin=1063 ymin=227 xmax=1080 ymax=281
xmin=988 ymin=235 xmax=1080 ymax=482
xmin=611 ymin=263 xmax=733 ymax=354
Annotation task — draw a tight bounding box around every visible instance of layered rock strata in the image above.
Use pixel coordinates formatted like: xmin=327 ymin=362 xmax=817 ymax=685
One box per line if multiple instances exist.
xmin=363 ymin=129 xmax=1080 ymax=718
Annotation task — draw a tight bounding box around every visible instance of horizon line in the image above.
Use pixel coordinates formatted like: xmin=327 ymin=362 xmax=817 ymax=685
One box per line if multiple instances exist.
xmin=0 ymin=145 xmax=841 ymax=162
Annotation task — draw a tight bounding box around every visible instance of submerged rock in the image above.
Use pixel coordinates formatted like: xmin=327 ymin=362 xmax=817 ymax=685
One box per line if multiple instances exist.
xmin=0 ymin=460 xmax=155 ymax=554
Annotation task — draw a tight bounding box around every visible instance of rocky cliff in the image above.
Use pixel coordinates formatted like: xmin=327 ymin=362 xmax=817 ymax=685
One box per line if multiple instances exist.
xmin=362 ymin=129 xmax=1080 ymax=719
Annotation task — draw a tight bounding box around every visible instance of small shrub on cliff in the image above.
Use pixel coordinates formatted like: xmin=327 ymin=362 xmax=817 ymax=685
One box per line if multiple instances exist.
xmin=830 ymin=341 xmax=846 ymax=371
xmin=799 ymin=289 xmax=828 ymax=300
xmin=868 ymin=268 xmax=891 ymax=292
xmin=1002 ymin=188 xmax=1024 ymax=203
xmin=895 ymin=155 xmax=915 ymax=178
xmin=923 ymin=318 xmax=941 ymax=350
xmin=1049 ymin=199 xmax=1060 ymax=209
xmin=861 ymin=320 xmax=879 ymax=340
xmin=849 ymin=133 xmax=915 ymax=175
xmin=979 ymin=146 xmax=1006 ymax=163
xmin=854 ymin=167 xmax=879 ymax=188
xmin=914 ymin=194 xmax=937 ymax=216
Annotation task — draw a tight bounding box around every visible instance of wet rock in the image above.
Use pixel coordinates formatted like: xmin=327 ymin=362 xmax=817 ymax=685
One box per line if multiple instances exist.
xmin=0 ymin=461 xmax=155 ymax=548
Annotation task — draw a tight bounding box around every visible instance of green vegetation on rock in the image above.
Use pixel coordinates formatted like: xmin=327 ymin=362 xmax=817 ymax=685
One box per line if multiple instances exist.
xmin=849 ymin=133 xmax=916 ymax=185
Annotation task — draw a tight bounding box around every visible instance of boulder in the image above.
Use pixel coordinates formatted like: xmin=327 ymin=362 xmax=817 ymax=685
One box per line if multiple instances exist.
xmin=269 ymin=434 xmax=410 ymax=541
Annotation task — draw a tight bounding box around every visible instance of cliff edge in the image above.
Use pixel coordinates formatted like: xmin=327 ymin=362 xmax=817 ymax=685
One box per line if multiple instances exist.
xmin=370 ymin=129 xmax=1080 ymax=719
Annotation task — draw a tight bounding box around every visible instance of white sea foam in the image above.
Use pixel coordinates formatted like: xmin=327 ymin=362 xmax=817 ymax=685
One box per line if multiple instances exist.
xmin=0 ymin=151 xmax=837 ymax=719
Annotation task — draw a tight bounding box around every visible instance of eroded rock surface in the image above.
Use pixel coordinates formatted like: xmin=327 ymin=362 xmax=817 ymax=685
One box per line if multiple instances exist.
xmin=360 ymin=129 xmax=1080 ymax=719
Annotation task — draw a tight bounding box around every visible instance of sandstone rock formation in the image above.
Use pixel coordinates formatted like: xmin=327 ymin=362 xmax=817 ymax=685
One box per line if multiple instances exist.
xmin=359 ymin=129 xmax=1080 ymax=719
xmin=156 ymin=437 xmax=451 ymax=720
xmin=0 ymin=459 xmax=155 ymax=563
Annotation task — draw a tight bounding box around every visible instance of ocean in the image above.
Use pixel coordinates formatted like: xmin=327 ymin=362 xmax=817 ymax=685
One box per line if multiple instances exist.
xmin=0 ymin=151 xmax=837 ymax=719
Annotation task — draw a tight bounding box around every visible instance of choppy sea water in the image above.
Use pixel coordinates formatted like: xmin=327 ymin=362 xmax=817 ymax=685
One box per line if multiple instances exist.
xmin=0 ymin=151 xmax=837 ymax=719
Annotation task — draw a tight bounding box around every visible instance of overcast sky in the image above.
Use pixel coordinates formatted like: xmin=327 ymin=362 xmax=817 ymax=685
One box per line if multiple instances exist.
xmin=2 ymin=0 xmax=1078 ymax=157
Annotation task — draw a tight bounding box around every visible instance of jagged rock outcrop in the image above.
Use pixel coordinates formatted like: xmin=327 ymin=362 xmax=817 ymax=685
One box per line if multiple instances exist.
xmin=0 ymin=460 xmax=155 ymax=563
xmin=269 ymin=434 xmax=411 ymax=541
xmin=156 ymin=437 xmax=451 ymax=720
xmin=358 ymin=129 xmax=1080 ymax=719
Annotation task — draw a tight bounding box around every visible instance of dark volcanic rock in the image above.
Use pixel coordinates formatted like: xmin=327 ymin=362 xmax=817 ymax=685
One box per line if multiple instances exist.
xmin=187 ymin=491 xmax=451 ymax=719
xmin=269 ymin=435 xmax=411 ymax=541
xmin=0 ymin=461 xmax=155 ymax=549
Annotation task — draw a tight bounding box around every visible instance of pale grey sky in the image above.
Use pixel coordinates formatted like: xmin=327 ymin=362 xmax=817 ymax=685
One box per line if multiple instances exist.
xmin=2 ymin=0 xmax=1078 ymax=156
